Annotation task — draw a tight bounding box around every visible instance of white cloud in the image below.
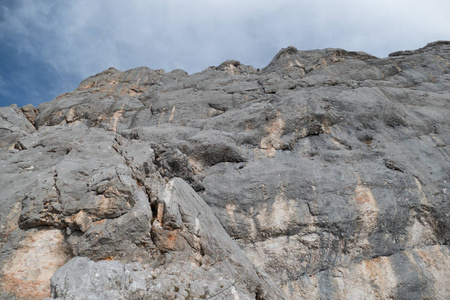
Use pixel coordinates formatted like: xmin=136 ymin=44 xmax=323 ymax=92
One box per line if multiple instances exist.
xmin=1 ymin=0 xmax=450 ymax=82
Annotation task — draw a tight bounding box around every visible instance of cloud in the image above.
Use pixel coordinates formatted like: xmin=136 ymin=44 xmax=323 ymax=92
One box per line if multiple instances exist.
xmin=1 ymin=0 xmax=449 ymax=106
xmin=3 ymin=0 xmax=450 ymax=74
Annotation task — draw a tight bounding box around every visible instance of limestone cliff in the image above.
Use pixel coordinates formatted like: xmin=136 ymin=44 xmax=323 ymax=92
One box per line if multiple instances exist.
xmin=0 ymin=41 xmax=449 ymax=299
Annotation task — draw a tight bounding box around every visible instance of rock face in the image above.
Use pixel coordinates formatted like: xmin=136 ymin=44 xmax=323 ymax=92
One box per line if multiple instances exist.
xmin=0 ymin=41 xmax=449 ymax=299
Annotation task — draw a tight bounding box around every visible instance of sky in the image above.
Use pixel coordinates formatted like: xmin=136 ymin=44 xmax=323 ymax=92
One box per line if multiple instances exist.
xmin=1 ymin=0 xmax=449 ymax=108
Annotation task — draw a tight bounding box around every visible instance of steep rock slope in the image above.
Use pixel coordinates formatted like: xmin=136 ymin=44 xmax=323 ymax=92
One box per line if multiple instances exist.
xmin=0 ymin=41 xmax=449 ymax=299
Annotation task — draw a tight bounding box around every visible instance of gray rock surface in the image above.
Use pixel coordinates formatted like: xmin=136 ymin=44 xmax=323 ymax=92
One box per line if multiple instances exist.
xmin=1 ymin=41 xmax=449 ymax=299
xmin=46 ymin=178 xmax=283 ymax=300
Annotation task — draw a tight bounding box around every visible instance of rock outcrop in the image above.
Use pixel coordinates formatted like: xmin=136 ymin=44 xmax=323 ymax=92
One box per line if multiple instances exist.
xmin=1 ymin=41 xmax=449 ymax=299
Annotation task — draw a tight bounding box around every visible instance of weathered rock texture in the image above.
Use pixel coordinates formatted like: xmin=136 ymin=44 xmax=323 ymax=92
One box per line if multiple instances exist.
xmin=1 ymin=41 xmax=449 ymax=299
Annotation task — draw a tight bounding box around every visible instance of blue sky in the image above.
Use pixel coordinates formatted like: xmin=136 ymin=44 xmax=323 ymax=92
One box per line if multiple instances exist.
xmin=1 ymin=0 xmax=449 ymax=108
